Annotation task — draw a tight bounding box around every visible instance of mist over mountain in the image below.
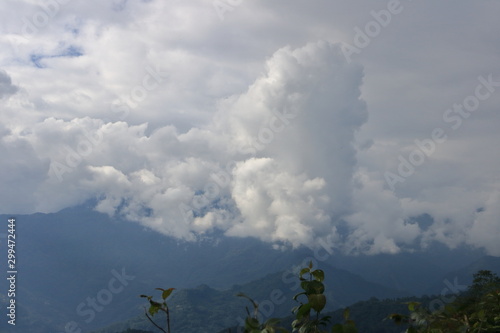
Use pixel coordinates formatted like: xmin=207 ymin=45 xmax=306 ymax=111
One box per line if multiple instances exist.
xmin=0 ymin=205 xmax=496 ymax=333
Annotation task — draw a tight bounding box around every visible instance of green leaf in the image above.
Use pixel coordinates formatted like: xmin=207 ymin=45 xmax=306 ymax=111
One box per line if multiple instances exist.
xmin=311 ymin=269 xmax=325 ymax=282
xmin=308 ymin=294 xmax=326 ymax=313
xmin=293 ymin=291 xmax=306 ymax=301
xmin=148 ymin=302 xmax=161 ymax=316
xmin=245 ymin=317 xmax=260 ymax=330
xmin=443 ymin=304 xmax=456 ymax=314
xmin=161 ymin=288 xmax=175 ymax=300
xmin=296 ymin=303 xmax=311 ymax=320
xmin=265 ymin=318 xmax=281 ymax=326
xmin=342 ymin=323 xmax=358 ymax=333
xmin=477 ymin=309 xmax=486 ymax=321
xmin=332 ymin=323 xmax=344 ymax=333
xmin=301 ymin=280 xmax=325 ymax=295
xmin=308 ymin=280 xmax=325 ymax=294
xmin=299 ymin=267 xmax=310 ymax=277
xmin=407 ymin=302 xmax=420 ymax=312
xmin=387 ymin=313 xmax=404 ymax=324
xmin=149 ymin=300 xmax=162 ymax=307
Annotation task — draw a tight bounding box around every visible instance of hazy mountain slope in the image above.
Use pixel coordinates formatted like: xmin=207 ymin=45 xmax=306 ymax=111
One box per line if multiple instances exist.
xmin=92 ymin=263 xmax=408 ymax=333
xmin=426 ymin=255 xmax=500 ymax=295
xmin=0 ymin=204 xmax=495 ymax=333
xmin=220 ymin=295 xmax=446 ymax=333
xmin=328 ymin=243 xmax=486 ymax=296
xmin=0 ymin=205 xmax=302 ymax=332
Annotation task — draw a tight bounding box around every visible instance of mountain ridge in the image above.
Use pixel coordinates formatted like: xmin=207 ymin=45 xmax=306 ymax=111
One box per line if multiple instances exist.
xmin=0 ymin=204 xmax=497 ymax=333
xmin=91 ymin=262 xmax=409 ymax=333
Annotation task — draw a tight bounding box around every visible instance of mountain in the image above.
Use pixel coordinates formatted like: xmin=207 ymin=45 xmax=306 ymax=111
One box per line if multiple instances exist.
xmin=328 ymin=245 xmax=486 ymax=296
xmin=218 ymin=294 xmax=456 ymax=333
xmin=426 ymin=255 xmax=500 ymax=296
xmin=91 ymin=263 xmax=408 ymax=333
xmin=326 ymin=215 xmax=487 ymax=296
xmin=0 ymin=204 xmax=496 ymax=333
xmin=0 ymin=204 xmax=303 ymax=333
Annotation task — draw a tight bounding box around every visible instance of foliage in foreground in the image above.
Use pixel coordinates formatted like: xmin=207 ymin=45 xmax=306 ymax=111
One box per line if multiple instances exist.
xmin=140 ymin=288 xmax=175 ymax=333
xmin=140 ymin=268 xmax=500 ymax=333
xmin=141 ymin=261 xmax=357 ymax=333
xmin=388 ymin=270 xmax=500 ymax=332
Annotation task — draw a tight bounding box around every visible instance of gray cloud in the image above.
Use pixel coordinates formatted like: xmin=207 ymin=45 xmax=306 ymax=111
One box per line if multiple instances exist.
xmin=0 ymin=70 xmax=18 ymax=98
xmin=0 ymin=128 xmax=49 ymax=212
xmin=20 ymin=41 xmax=367 ymax=249
xmin=0 ymin=0 xmax=499 ymax=255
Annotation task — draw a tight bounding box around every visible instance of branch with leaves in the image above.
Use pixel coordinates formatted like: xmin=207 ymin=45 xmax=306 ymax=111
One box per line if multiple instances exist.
xmin=140 ymin=287 xmax=175 ymax=333
xmin=236 ymin=292 xmax=289 ymax=333
xmin=139 ymin=262 xmax=358 ymax=333
xmin=289 ymin=261 xmax=357 ymax=333
xmin=387 ymin=270 xmax=500 ymax=333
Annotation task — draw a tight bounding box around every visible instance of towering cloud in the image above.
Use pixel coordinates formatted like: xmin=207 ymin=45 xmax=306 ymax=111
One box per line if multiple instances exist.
xmin=217 ymin=41 xmax=368 ymax=247
xmin=23 ymin=41 xmax=367 ymax=250
xmin=1 ymin=0 xmax=499 ymax=255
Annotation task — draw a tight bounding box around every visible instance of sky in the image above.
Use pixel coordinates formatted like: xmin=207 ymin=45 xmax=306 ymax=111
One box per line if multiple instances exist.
xmin=0 ymin=0 xmax=499 ymax=255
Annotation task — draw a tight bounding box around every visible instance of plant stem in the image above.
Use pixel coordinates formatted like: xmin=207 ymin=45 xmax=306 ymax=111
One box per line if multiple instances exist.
xmin=144 ymin=308 xmax=168 ymax=333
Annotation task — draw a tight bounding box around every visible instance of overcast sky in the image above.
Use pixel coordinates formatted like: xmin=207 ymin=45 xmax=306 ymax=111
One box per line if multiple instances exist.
xmin=1 ymin=0 xmax=499 ymax=255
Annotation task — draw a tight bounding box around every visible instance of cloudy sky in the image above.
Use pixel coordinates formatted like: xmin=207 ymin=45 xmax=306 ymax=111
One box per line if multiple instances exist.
xmin=1 ymin=0 xmax=499 ymax=255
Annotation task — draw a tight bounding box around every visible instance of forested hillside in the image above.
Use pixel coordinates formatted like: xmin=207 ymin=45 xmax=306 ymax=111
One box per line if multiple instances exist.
xmin=95 ymin=269 xmax=500 ymax=333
